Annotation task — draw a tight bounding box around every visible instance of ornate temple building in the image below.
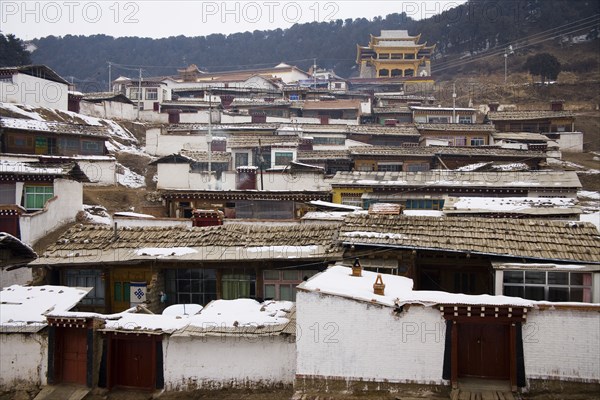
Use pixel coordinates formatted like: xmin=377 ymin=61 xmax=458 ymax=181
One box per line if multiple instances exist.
xmin=356 ymin=30 xmax=435 ymax=79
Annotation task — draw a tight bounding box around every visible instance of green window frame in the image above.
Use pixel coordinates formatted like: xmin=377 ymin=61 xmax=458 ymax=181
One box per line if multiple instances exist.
xmin=24 ymin=185 xmax=54 ymax=210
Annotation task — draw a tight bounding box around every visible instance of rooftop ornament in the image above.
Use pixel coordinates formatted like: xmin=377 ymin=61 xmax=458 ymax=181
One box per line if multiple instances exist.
xmin=352 ymin=257 xmax=362 ymax=277
xmin=373 ymin=274 xmax=385 ymax=296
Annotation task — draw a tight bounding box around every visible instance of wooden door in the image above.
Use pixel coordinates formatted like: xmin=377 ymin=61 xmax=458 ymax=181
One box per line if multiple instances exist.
xmin=458 ymin=323 xmax=510 ymax=380
xmin=111 ymin=338 xmax=155 ymax=389
xmin=110 ymin=268 xmax=152 ymax=312
xmin=56 ymin=327 xmax=87 ymax=385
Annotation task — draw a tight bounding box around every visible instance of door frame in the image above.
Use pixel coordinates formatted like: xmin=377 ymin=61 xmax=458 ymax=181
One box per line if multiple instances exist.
xmin=105 ymin=332 xmax=163 ymax=391
xmin=440 ymin=304 xmax=529 ymax=392
xmin=47 ymin=317 xmax=96 ymax=387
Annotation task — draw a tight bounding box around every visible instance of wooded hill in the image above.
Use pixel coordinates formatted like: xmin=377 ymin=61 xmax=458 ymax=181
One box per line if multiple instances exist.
xmin=24 ymin=0 xmax=600 ymax=92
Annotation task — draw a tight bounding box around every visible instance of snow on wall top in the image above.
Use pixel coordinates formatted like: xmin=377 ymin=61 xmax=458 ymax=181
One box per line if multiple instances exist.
xmin=0 ymin=285 xmax=91 ymax=333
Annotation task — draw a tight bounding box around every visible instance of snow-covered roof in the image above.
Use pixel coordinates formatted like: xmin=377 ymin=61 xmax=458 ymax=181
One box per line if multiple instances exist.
xmin=175 ymin=299 xmax=295 ymax=337
xmin=97 ymin=299 xmax=294 ymax=336
xmin=34 ymin=223 xmax=343 ymax=265
xmin=0 ymin=285 xmax=91 ymax=333
xmin=444 ymin=196 xmax=581 ymax=216
xmin=330 ymin=170 xmax=581 ymax=189
xmin=308 ymin=200 xmax=362 ymax=211
xmin=0 ymin=232 xmax=37 ymax=267
xmin=340 ymin=214 xmax=600 ymax=264
xmin=299 ymin=265 xmax=535 ymax=308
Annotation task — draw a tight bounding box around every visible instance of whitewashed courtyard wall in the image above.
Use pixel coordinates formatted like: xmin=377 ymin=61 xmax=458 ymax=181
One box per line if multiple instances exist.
xmin=0 ymin=333 xmax=48 ymax=389
xmin=296 ymin=291 xmax=447 ymax=385
xmin=524 ymin=308 xmax=600 ymax=383
xmin=80 ymin=100 xmax=137 ymax=121
xmin=163 ymin=335 xmax=296 ymax=390
xmin=19 ymin=179 xmax=83 ymax=245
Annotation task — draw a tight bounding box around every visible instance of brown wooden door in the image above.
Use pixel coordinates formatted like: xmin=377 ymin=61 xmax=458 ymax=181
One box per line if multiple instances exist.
xmin=112 ymin=338 xmax=155 ymax=389
xmin=56 ymin=327 xmax=87 ymax=385
xmin=458 ymin=323 xmax=510 ymax=380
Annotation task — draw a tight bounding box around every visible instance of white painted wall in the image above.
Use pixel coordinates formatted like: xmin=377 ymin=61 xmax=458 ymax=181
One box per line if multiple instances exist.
xmin=524 ymin=308 xmax=600 ymax=383
xmin=156 ymin=165 xmax=329 ymax=192
xmin=261 ymin=172 xmax=329 ymax=191
xmin=163 ymin=335 xmax=296 ymax=390
xmin=19 ymin=179 xmax=83 ymax=245
xmin=0 ymin=267 xmax=32 ymax=288
xmin=296 ymin=291 xmax=447 ymax=384
xmin=0 ymin=333 xmax=48 ymax=389
xmin=0 ymin=74 xmax=68 ymax=110
xmin=556 ymin=132 xmax=584 ymax=152
xmin=80 ymin=100 xmax=137 ymax=121
xmin=77 ymin=159 xmax=117 ymax=186
xmin=146 ymin=133 xmax=211 ymax=157
xmin=138 ymin=110 xmax=169 ymax=123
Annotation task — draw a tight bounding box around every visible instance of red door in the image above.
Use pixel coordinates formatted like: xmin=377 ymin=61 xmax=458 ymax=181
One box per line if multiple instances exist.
xmin=111 ymin=337 xmax=155 ymax=389
xmin=458 ymin=323 xmax=510 ymax=380
xmin=56 ymin=327 xmax=87 ymax=385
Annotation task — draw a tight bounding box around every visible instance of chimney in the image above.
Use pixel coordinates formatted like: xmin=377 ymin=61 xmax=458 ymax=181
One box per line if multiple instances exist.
xmin=373 ymin=274 xmax=385 ymax=295
xmin=550 ymin=99 xmax=564 ymax=111
xmin=351 ymin=258 xmax=362 ymax=277
xmin=488 ymin=102 xmax=500 ymax=112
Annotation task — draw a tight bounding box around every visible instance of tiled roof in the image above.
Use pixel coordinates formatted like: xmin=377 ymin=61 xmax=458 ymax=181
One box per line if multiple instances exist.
xmin=417 ymin=123 xmax=497 ymax=132
xmin=487 ymin=110 xmax=575 ymax=121
xmin=0 ymin=117 xmax=110 ymax=138
xmin=301 ymin=100 xmax=361 ymax=110
xmin=340 ymin=214 xmax=600 ymax=263
xmin=373 ymin=106 xmax=412 ymax=114
xmin=492 ymin=132 xmax=550 ymax=141
xmin=347 ymin=124 xmax=419 ymax=136
xmin=180 ymin=150 xmax=231 ymax=163
xmin=227 ymin=135 xmax=300 ymax=148
xmin=348 ymin=146 xmax=545 ymax=158
xmin=329 ymin=170 xmax=581 ymax=189
xmin=297 ymin=150 xmax=351 ymax=160
xmin=36 ymin=224 xmax=342 ymax=264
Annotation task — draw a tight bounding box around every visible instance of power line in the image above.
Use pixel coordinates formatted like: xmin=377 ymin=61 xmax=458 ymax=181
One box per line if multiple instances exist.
xmin=432 ymin=15 xmax=600 ymax=73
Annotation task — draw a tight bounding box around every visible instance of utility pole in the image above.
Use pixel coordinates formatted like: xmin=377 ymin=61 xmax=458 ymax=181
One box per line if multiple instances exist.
xmin=258 ymin=138 xmax=264 ymax=191
xmin=137 ymin=68 xmax=142 ymax=120
xmin=207 ymin=90 xmax=212 ymax=174
xmin=452 ymin=82 xmax=457 ymax=123
xmin=313 ymin=58 xmax=317 ymax=90
xmin=504 ymin=45 xmax=514 ymax=84
xmin=108 ymin=62 xmax=112 ymax=92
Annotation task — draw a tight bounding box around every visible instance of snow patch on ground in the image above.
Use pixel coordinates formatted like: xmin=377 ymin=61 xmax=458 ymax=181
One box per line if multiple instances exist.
xmin=116 ymin=163 xmax=145 ymax=188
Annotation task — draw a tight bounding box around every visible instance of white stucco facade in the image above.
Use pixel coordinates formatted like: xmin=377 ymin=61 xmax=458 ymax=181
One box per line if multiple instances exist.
xmin=0 ymin=73 xmax=68 ymax=110
xmin=163 ymin=335 xmax=296 ymax=390
xmin=19 ymin=179 xmax=83 ymax=245
xmin=524 ymin=308 xmax=600 ymax=383
xmin=80 ymin=100 xmax=137 ymax=121
xmin=0 ymin=267 xmax=32 ymax=288
xmin=0 ymin=333 xmax=48 ymax=389
xmin=296 ymin=290 xmax=447 ymax=385
xmin=155 ymin=165 xmax=330 ymax=192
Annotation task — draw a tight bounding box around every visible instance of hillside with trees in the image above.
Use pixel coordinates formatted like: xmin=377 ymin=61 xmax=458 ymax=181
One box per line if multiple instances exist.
xmin=25 ymin=0 xmax=600 ymax=91
xmin=0 ymin=33 xmax=31 ymax=67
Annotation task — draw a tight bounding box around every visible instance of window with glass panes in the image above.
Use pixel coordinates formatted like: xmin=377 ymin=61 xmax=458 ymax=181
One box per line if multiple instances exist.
xmin=221 ymin=269 xmax=256 ymax=300
xmin=263 ymin=270 xmax=319 ymax=301
xmin=165 ymin=269 xmax=217 ymax=305
xmin=24 ymin=186 xmax=54 ymax=210
xmin=503 ymin=270 xmax=592 ymax=302
xmin=274 ymin=151 xmax=294 ymax=166
xmin=470 ymin=137 xmax=485 ymax=146
xmin=65 ymin=269 xmax=105 ymax=305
